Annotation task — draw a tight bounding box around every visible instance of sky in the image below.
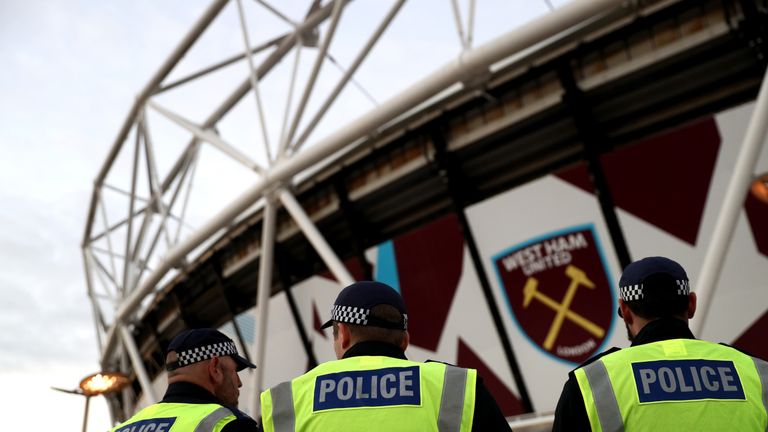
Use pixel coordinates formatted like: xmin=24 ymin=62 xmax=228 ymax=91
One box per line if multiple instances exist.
xmin=0 ymin=2 xmax=212 ymax=430
xmin=0 ymin=1 xmax=569 ymax=430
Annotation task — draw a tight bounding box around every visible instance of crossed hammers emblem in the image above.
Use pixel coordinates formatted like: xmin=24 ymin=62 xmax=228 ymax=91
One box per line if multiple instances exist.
xmin=523 ymin=264 xmax=605 ymax=351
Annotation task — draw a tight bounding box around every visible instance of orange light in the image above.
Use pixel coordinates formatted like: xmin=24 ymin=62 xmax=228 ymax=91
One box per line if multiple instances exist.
xmin=752 ymin=173 xmax=768 ymax=205
xmin=79 ymin=372 xmax=130 ymax=397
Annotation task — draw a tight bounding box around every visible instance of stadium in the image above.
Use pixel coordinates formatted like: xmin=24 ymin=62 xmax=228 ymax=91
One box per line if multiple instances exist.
xmin=82 ymin=0 xmax=768 ymax=429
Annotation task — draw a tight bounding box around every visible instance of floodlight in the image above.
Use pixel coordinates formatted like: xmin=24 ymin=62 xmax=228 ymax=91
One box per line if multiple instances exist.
xmin=79 ymin=371 xmax=130 ymax=397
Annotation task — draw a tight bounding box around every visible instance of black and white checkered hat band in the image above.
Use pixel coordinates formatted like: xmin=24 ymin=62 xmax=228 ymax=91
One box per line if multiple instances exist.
xmin=176 ymin=341 xmax=238 ymax=367
xmin=620 ymin=279 xmax=690 ymax=301
xmin=331 ymin=305 xmax=408 ymax=329
xmin=331 ymin=305 xmax=369 ymax=325
xmin=620 ymin=284 xmax=644 ymax=301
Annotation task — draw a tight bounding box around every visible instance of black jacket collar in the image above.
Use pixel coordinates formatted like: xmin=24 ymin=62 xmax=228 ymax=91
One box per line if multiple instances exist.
xmin=160 ymin=381 xmax=254 ymax=423
xmin=342 ymin=341 xmax=408 ymax=360
xmin=631 ymin=317 xmax=695 ymax=346
xmin=162 ymin=381 xmax=220 ymax=405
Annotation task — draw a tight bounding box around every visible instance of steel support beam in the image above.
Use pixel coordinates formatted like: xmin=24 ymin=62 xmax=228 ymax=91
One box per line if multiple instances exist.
xmin=333 ymin=178 xmax=374 ymax=280
xmin=279 ymin=188 xmax=354 ymax=285
xmin=430 ymin=128 xmax=534 ymax=413
xmin=147 ymin=99 xmax=265 ymax=174
xmin=118 ymin=324 xmax=158 ymax=403
xmin=558 ymin=64 xmax=633 ymax=270
xmin=274 ymin=244 xmax=320 ymax=371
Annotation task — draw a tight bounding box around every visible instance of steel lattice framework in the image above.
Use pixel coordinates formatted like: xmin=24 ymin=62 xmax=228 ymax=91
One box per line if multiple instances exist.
xmin=81 ymin=0 xmax=768 ymax=427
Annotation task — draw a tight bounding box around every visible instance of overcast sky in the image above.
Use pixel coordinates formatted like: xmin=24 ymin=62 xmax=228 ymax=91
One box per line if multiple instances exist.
xmin=0 ymin=1 xmax=567 ymax=430
xmin=0 ymin=2 xmax=212 ymax=430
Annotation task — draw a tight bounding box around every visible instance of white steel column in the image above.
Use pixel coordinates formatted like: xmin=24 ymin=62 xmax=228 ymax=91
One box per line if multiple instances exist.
xmin=450 ymin=0 xmax=469 ymax=50
xmin=119 ymin=345 xmax=134 ymax=419
xmin=467 ymin=0 xmax=476 ymax=49
xmin=175 ymin=145 xmax=200 ymax=245
xmin=122 ymin=130 xmax=142 ymax=295
xmin=118 ymin=324 xmax=158 ymax=403
xmin=278 ymin=188 xmax=354 ymax=285
xmin=278 ymin=45 xmax=304 ymax=155
xmin=252 ymin=197 xmax=277 ymax=415
xmin=82 ymin=248 xmax=104 ymax=353
xmin=235 ymin=0 xmax=273 ymax=163
xmin=691 ymin=67 xmax=768 ymax=336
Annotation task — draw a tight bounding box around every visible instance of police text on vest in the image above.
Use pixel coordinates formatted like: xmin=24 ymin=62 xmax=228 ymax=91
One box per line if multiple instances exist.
xmin=313 ymin=366 xmax=421 ymax=411
xmin=631 ymin=359 xmax=745 ymax=403
xmin=115 ymin=417 xmax=176 ymax=432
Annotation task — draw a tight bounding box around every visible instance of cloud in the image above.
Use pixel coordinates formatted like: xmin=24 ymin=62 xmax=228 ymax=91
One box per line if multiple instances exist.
xmin=0 ymin=0 xmax=221 ymax=383
xmin=0 ymin=193 xmax=97 ymax=370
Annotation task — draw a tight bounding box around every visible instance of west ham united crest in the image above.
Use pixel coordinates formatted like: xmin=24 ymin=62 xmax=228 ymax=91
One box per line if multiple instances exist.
xmin=493 ymin=224 xmax=615 ymax=364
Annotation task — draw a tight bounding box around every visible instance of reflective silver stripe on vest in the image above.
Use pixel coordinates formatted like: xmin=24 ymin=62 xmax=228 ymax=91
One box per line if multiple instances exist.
xmin=271 ymin=381 xmax=296 ymax=432
xmin=438 ymin=365 xmax=468 ymax=432
xmin=753 ymin=356 xmax=768 ymax=432
xmin=582 ymin=360 xmax=624 ymax=432
xmin=194 ymin=406 xmax=232 ymax=432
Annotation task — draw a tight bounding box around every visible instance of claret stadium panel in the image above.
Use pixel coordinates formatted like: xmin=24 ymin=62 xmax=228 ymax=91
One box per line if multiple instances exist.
xmin=82 ymin=0 xmax=768 ymax=429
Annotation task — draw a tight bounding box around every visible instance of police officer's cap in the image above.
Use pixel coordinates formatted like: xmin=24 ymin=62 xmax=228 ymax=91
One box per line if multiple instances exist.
xmin=320 ymin=281 xmax=408 ymax=330
xmin=619 ymin=256 xmax=690 ymax=302
xmin=166 ymin=328 xmax=256 ymax=372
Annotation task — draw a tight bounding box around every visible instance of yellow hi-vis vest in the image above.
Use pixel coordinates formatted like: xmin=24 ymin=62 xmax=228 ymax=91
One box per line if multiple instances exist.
xmin=260 ymin=356 xmax=477 ymax=432
xmin=110 ymin=402 xmax=238 ymax=432
xmin=574 ymin=338 xmax=768 ymax=432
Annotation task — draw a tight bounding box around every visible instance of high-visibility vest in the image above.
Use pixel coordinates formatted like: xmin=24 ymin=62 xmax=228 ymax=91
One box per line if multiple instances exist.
xmin=260 ymin=356 xmax=477 ymax=432
xmin=574 ymin=338 xmax=768 ymax=432
xmin=110 ymin=402 xmax=238 ymax=432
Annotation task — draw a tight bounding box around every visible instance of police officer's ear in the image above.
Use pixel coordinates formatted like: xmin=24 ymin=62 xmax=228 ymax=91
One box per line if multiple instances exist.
xmin=400 ymin=330 xmax=409 ymax=352
xmin=208 ymin=356 xmax=224 ymax=384
xmin=337 ymin=322 xmax=352 ymax=350
xmin=687 ymin=292 xmax=697 ymax=319
xmin=618 ymin=300 xmax=633 ymax=325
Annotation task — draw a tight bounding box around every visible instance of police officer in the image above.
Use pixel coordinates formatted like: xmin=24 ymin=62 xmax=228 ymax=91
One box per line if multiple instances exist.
xmin=552 ymin=256 xmax=768 ymax=431
xmin=111 ymin=328 xmax=260 ymax=432
xmin=260 ymin=281 xmax=511 ymax=432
